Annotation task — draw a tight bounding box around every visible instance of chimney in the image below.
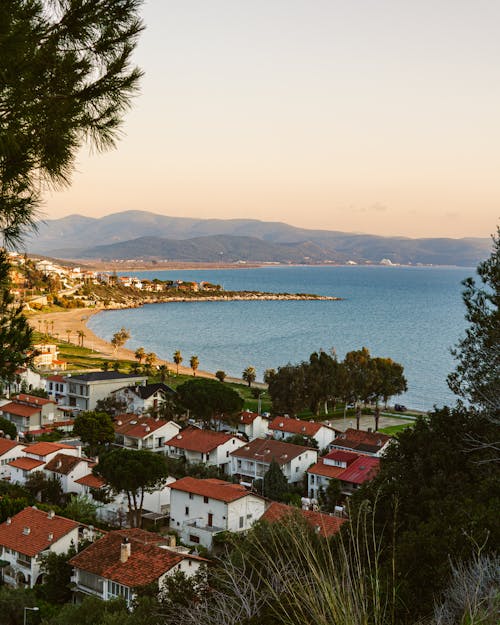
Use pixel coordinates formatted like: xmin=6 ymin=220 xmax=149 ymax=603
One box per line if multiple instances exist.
xmin=23 ymin=527 xmax=31 ymax=535
xmin=120 ymin=537 xmax=131 ymax=563
xmin=48 ymin=532 xmax=54 ymax=542
xmin=6 ymin=517 xmax=11 ymax=525
xmin=168 ymin=535 xmax=176 ymax=548
xmin=48 ymin=510 xmax=55 ymax=519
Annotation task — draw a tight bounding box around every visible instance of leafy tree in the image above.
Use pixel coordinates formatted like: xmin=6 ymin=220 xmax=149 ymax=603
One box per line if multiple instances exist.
xmin=448 ymin=227 xmax=500 ymax=414
xmin=145 ymin=352 xmax=157 ymax=368
xmin=242 ymin=366 xmax=256 ymax=387
xmin=304 ymin=350 xmax=340 ymax=415
xmin=189 ymin=354 xmax=199 ymax=376
xmin=111 ymin=327 xmax=131 ymax=353
xmin=263 ymin=459 xmax=288 ymax=501
xmin=286 ymin=433 xmax=319 ymax=449
xmin=72 ymin=411 xmax=115 ymax=457
xmin=176 ymin=378 xmax=243 ymax=426
xmin=267 ymin=363 xmax=308 ymax=416
xmin=342 ymin=347 xmax=374 ymax=429
xmin=263 ymin=368 xmax=276 ymax=385
xmin=27 ymin=386 xmax=49 ymax=398
xmin=63 ymin=494 xmax=97 ymax=525
xmin=0 ymin=416 xmax=17 ymax=439
xmin=215 ymin=370 xmax=226 ymax=383
xmin=369 ymin=356 xmax=407 ymax=430
xmin=24 ymin=471 xmax=64 ymax=505
xmin=94 ymin=395 xmax=127 ymax=417
xmin=0 ymin=251 xmax=33 ymax=382
xmin=0 ymin=495 xmax=30 ymax=523
xmin=95 ymin=448 xmax=169 ymax=527
xmin=39 ymin=545 xmax=77 ymax=604
xmin=112 ymin=360 xmax=120 ymax=371
xmin=158 ymin=364 xmax=170 ymax=382
xmin=173 ymin=350 xmax=183 ymax=374
xmin=318 ymin=479 xmax=342 ymax=512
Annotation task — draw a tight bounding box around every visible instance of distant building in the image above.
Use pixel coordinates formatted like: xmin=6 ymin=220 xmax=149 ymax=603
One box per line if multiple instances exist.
xmin=113 ymin=414 xmax=180 ymax=453
xmin=268 ymin=415 xmax=339 ymax=449
xmin=7 ymin=441 xmax=80 ymax=485
xmin=262 ymin=501 xmax=346 ymax=538
xmin=0 ymin=439 xmax=25 ymax=479
xmin=236 ymin=410 xmax=269 ymax=440
xmin=328 ymin=428 xmax=392 ymax=457
xmin=0 ymin=394 xmax=62 ymax=436
xmin=112 ymin=382 xmax=176 ymax=415
xmin=307 ymin=449 xmax=380 ymax=498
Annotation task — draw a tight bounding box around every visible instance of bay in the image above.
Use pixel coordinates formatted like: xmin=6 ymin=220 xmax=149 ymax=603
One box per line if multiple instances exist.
xmin=87 ymin=265 xmax=472 ymax=411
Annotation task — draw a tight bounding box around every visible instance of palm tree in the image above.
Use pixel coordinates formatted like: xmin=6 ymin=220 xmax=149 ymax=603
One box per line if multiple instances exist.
xmin=158 ymin=364 xmax=169 ymax=382
xmin=65 ymin=329 xmax=71 ymax=343
xmin=145 ymin=352 xmax=157 ymax=368
xmin=190 ymin=355 xmax=199 ymax=377
xmin=77 ymin=330 xmax=85 ymax=347
xmin=242 ymin=366 xmax=257 ymax=387
xmin=134 ymin=347 xmax=146 ymax=365
xmin=173 ymin=350 xmax=182 ymax=375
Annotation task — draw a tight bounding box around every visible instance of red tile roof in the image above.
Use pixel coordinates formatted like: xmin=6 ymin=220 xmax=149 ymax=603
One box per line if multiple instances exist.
xmin=0 ymin=402 xmax=41 ymax=417
xmin=0 ymin=507 xmax=79 ymax=556
xmin=14 ymin=394 xmax=55 ymax=406
xmin=239 ymin=411 xmax=260 ymax=425
xmin=114 ymin=414 xmax=174 ymax=439
xmin=44 ymin=453 xmax=87 ymax=475
xmin=47 ymin=375 xmax=65 ymax=382
xmin=24 ymin=441 xmax=74 ymax=457
xmin=74 ymin=473 xmax=106 ymax=489
xmin=339 ymin=456 xmax=380 ymax=485
xmin=8 ymin=457 xmax=45 ymax=470
xmin=171 ymin=477 xmax=257 ymax=503
xmin=0 ymin=439 xmax=22 ymax=456
xmin=69 ymin=529 xmax=201 ymax=587
xmin=230 ymin=437 xmax=315 ymax=465
xmin=269 ymin=416 xmax=325 ymax=436
xmin=307 ymin=458 xmax=346 ymax=479
xmin=262 ymin=502 xmax=346 ymax=538
xmin=165 ymin=427 xmax=238 ymax=453
xmin=331 ymin=429 xmax=391 ymax=454
xmin=323 ymin=449 xmax=359 ymax=464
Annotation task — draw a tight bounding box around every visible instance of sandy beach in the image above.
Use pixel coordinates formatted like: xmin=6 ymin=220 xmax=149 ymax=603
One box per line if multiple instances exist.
xmin=28 ymin=307 xmax=219 ymax=380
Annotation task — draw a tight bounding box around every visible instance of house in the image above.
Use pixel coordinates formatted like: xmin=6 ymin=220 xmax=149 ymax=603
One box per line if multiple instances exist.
xmin=64 ymin=372 xmax=148 ymax=411
xmin=236 ymin=410 xmax=269 ymax=440
xmin=44 ymin=453 xmax=95 ymax=494
xmin=1 ymin=367 xmax=43 ymax=397
xmin=0 ymin=439 xmax=25 ymax=479
xmin=111 ymin=383 xmax=176 ymax=415
xmin=114 ymin=414 xmax=180 ymax=453
xmin=45 ymin=375 xmax=68 ymax=404
xmin=262 ymin=501 xmax=347 ymax=538
xmin=8 ymin=441 xmax=79 ymax=485
xmin=32 ymin=344 xmax=66 ymax=371
xmin=230 ymin=438 xmax=318 ymax=486
xmin=169 ymin=477 xmax=266 ymax=548
xmin=0 ymin=507 xmax=79 ymax=588
xmin=70 ymin=528 xmax=206 ymax=606
xmin=307 ymin=449 xmax=380 ymax=498
xmin=0 ymin=394 xmax=62 ymax=436
xmin=328 ymin=428 xmax=392 ymax=457
xmin=268 ymin=416 xmax=338 ymax=449
xmin=165 ymin=427 xmax=247 ymax=472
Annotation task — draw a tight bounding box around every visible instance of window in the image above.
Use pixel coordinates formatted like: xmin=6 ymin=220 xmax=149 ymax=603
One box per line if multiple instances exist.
xmin=189 ymin=493 xmax=194 ymax=500
xmin=295 ymin=466 xmax=299 ymax=472
xmin=185 ymin=506 xmax=189 ymax=516
xmin=239 ymin=516 xmax=244 ymax=529
xmin=189 ymin=534 xmax=200 ymax=544
xmin=203 ymin=496 xmax=209 ymax=504
xmin=108 ymin=581 xmax=130 ymax=601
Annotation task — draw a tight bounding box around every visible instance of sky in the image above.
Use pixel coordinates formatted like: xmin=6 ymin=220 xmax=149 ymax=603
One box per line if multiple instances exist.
xmin=44 ymin=0 xmax=499 ymax=239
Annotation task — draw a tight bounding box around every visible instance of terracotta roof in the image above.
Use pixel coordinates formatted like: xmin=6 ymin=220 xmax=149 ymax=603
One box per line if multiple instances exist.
xmin=0 ymin=439 xmax=22 ymax=456
xmin=262 ymin=502 xmax=346 ymax=538
xmin=44 ymin=453 xmax=87 ymax=475
xmin=239 ymin=411 xmax=260 ymax=425
xmin=0 ymin=507 xmax=79 ymax=556
xmin=14 ymin=394 xmax=55 ymax=406
xmin=165 ymin=427 xmax=238 ymax=453
xmin=69 ymin=529 xmax=200 ymax=587
xmin=24 ymin=441 xmax=74 ymax=457
xmin=339 ymin=456 xmax=380 ymax=485
xmin=307 ymin=458 xmax=346 ymax=479
xmin=8 ymin=457 xmax=45 ymax=470
xmin=0 ymin=402 xmax=41 ymax=417
xmin=269 ymin=416 xmax=325 ymax=436
xmin=230 ymin=437 xmax=315 ymax=465
xmin=47 ymin=375 xmax=65 ymax=382
xmin=171 ymin=477 xmax=257 ymax=503
xmin=114 ymin=414 xmax=176 ymax=439
xmin=74 ymin=473 xmax=106 ymax=489
xmin=323 ymin=449 xmax=359 ymax=465
xmin=337 ymin=428 xmax=390 ymax=446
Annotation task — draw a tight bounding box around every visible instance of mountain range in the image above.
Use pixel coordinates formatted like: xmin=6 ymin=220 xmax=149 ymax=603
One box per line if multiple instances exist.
xmin=25 ymin=210 xmax=491 ymax=266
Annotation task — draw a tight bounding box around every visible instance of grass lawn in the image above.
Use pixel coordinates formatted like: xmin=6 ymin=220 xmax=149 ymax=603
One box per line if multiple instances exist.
xmin=379 ymin=423 xmax=414 ymax=435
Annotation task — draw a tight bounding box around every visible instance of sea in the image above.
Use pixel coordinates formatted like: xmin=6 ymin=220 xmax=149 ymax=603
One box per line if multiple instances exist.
xmin=87 ymin=265 xmax=473 ymax=411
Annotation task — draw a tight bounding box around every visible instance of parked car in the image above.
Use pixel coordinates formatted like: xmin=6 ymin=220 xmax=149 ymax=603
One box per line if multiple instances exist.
xmin=394 ymin=404 xmax=407 ymax=412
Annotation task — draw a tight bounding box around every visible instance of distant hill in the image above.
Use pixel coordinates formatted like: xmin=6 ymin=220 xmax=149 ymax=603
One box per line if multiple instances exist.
xmin=24 ymin=210 xmax=491 ymax=266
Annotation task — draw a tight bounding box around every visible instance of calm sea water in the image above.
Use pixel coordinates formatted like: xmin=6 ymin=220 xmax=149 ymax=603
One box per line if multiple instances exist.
xmin=87 ymin=266 xmax=472 ymax=411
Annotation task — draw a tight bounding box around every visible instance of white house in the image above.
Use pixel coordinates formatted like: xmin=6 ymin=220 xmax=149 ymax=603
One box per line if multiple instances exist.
xmin=114 ymin=414 xmax=180 ymax=453
xmin=112 ymin=383 xmax=176 ymax=415
xmin=1 ymin=367 xmax=43 ymax=397
xmin=64 ymin=372 xmax=148 ymax=411
xmin=43 ymin=453 xmax=95 ymax=494
xmin=7 ymin=441 xmax=80 ymax=485
xmin=0 ymin=507 xmax=79 ymax=588
xmin=169 ymin=477 xmax=267 ymax=548
xmin=268 ymin=416 xmax=338 ymax=449
xmin=0 ymin=439 xmax=25 ymax=479
xmin=328 ymin=428 xmax=392 ymax=457
xmin=230 ymin=438 xmax=318 ymax=486
xmin=236 ymin=411 xmax=270 ymax=440
xmin=165 ymin=427 xmax=246 ymax=473
xmin=45 ymin=375 xmax=68 ymax=404
xmin=0 ymin=394 xmax=62 ymax=436
xmin=70 ymin=528 xmax=206 ymax=607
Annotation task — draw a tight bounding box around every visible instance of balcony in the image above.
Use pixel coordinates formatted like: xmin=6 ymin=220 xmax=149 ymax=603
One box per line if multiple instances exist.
xmin=186 ymin=519 xmax=225 ymax=533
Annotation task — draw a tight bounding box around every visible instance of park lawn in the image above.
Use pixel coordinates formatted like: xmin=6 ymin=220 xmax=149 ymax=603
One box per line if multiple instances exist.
xmin=379 ymin=423 xmax=414 ymax=435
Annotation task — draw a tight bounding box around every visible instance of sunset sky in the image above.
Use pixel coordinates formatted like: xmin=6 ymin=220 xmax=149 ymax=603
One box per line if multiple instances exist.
xmin=44 ymin=0 xmax=499 ymax=239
